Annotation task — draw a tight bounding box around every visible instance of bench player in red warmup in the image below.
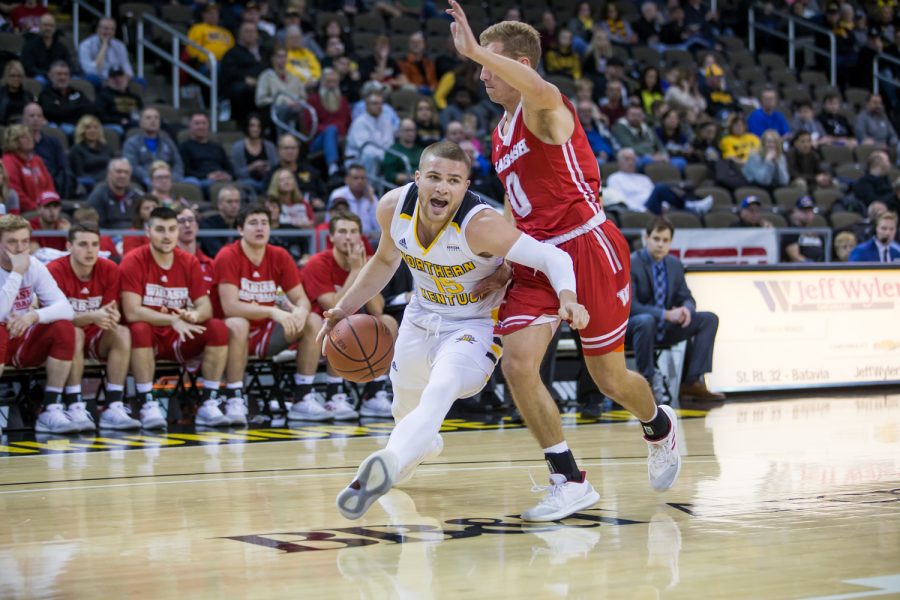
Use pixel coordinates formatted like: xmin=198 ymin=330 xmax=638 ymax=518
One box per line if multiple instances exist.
xmin=447 ymin=2 xmax=681 ymax=521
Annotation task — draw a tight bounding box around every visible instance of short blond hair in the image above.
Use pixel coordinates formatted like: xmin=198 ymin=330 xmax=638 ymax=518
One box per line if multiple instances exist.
xmin=2 ymin=124 xmax=30 ymax=153
xmin=480 ymin=21 xmax=542 ymax=69
xmin=74 ymin=114 xmax=106 ymax=145
xmin=0 ymin=214 xmax=31 ymax=238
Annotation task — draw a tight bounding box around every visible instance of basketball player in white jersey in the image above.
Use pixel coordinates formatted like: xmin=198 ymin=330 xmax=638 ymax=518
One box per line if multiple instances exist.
xmin=319 ymin=141 xmax=590 ymax=520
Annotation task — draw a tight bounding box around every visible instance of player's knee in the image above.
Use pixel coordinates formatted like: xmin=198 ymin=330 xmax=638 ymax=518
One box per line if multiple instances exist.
xmin=205 ymin=318 xmax=229 ymax=346
xmin=379 ymin=314 xmax=399 ymax=335
xmin=48 ymin=320 xmax=76 ymax=360
xmin=226 ymin=317 xmax=250 ymax=338
xmin=73 ymin=326 xmax=85 ymax=350
xmin=304 ymin=311 xmax=323 ymax=334
xmin=129 ymin=322 xmax=154 ymax=348
xmin=500 ymin=352 xmax=540 ymax=385
xmin=114 ymin=325 xmax=132 ymax=350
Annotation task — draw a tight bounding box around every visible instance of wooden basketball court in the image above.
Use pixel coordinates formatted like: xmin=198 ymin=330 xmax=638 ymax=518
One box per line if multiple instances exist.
xmin=1 ymin=392 xmax=898 ymax=598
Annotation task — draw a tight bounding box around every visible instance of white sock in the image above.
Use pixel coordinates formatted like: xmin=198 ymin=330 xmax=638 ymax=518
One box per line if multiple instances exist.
xmin=226 ymin=382 xmax=243 ymax=390
xmin=65 ymin=385 xmax=82 ymax=395
xmin=325 ymin=375 xmax=343 ymax=385
xmin=136 ymin=382 xmax=153 ymax=395
xmin=543 ymin=441 xmax=569 ymax=455
xmin=46 ymin=386 xmax=63 ymax=393
xmin=106 ymin=383 xmax=124 ymax=392
xmin=294 ymin=374 xmax=315 ymax=385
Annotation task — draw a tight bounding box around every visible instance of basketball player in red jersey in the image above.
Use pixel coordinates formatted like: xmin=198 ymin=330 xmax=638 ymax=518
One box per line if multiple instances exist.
xmin=48 ymin=223 xmax=138 ymax=430
xmin=448 ymin=2 xmax=681 ymax=521
xmin=120 ymin=206 xmax=230 ymax=429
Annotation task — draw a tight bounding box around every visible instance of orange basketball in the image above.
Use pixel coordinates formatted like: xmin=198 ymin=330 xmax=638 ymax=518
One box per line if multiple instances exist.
xmin=324 ymin=314 xmax=395 ymax=382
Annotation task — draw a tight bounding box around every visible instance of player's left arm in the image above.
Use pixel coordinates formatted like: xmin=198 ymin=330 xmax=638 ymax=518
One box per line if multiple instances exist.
xmin=465 ymin=210 xmax=588 ymax=329
xmin=189 ymin=294 xmax=214 ymax=323
xmin=32 ymin=259 xmax=75 ymax=323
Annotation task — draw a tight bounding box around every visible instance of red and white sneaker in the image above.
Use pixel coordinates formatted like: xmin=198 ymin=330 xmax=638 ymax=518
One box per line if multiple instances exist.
xmin=646 ymin=405 xmax=682 ymax=491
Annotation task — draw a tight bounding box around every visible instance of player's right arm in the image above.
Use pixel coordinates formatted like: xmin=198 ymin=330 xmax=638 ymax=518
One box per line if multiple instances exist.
xmin=218 ymin=283 xmax=284 ymax=321
xmin=121 ymin=291 xmax=181 ymax=327
xmin=316 ymin=188 xmax=404 ymax=345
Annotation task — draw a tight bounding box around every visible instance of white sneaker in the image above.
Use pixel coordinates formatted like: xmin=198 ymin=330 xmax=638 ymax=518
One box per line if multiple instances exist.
xmin=395 ymin=434 xmax=443 ymax=486
xmin=530 ymin=526 xmax=601 ymax=566
xmin=646 ymin=405 xmax=682 ymax=491
xmin=224 ymin=397 xmax=248 ymax=427
xmin=360 ymin=390 xmax=393 ymax=418
xmin=35 ymin=404 xmax=81 ymax=434
xmin=686 ymin=195 xmax=714 ymax=214
xmin=288 ymin=393 xmax=333 ymax=421
xmin=336 ymin=449 xmax=398 ymax=520
xmin=99 ymin=401 xmax=141 ymax=430
xmin=195 ymin=399 xmax=230 ymax=427
xmin=325 ymin=393 xmax=359 ymax=420
xmin=647 ymin=513 xmax=683 ymax=589
xmin=521 ymin=473 xmax=600 ymax=522
xmin=65 ymin=401 xmax=96 ymax=432
xmin=140 ymin=400 xmax=167 ymax=430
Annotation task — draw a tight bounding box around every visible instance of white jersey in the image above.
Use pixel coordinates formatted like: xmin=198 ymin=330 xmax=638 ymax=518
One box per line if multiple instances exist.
xmin=390 ymin=183 xmax=504 ymax=326
xmin=0 ymin=257 xmax=74 ymax=323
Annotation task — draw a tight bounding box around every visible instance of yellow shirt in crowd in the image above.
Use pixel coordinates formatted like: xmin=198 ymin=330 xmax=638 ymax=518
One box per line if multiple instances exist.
xmin=287 ymin=48 xmax=322 ymax=84
xmin=187 ymin=23 xmax=235 ymax=63
xmin=720 ymin=133 xmax=761 ymax=163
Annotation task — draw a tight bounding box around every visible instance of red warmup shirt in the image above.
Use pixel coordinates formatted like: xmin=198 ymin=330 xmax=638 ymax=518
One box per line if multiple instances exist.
xmin=195 ymin=248 xmax=214 ymax=285
xmin=302 ymin=249 xmax=375 ymax=316
xmin=47 ymin=256 xmax=120 ymax=314
xmin=123 ymin=234 xmax=150 ymax=255
xmin=119 ymin=245 xmax=209 ymax=314
xmin=28 ymin=218 xmax=68 ymax=251
xmin=212 ymin=241 xmax=302 ymax=329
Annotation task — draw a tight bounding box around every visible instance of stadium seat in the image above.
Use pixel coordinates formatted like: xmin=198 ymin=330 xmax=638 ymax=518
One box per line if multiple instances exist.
xmin=118 ymin=2 xmax=156 ymax=20
xmin=809 ymin=214 xmax=828 ymax=228
xmin=388 ymin=89 xmax=422 ymax=118
xmin=666 ymin=211 xmax=703 ymax=229
xmin=23 ymin=77 xmax=42 ymax=97
xmin=161 ymin=4 xmax=193 ymax=24
xmin=600 ymin=162 xmax=618 ymax=181
xmin=704 ymin=211 xmax=739 ymax=228
xmin=632 ymin=46 xmax=661 ymax=67
xmin=734 ymin=186 xmax=772 ymax=206
xmin=820 ymin=145 xmax=854 ymax=167
xmin=845 ymin=87 xmax=870 ymax=109
xmin=855 ymin=144 xmax=879 ymax=165
xmin=0 ymin=32 xmax=24 ymax=55
xmin=392 ymin=16 xmax=421 ymax=35
xmin=171 ymin=182 xmax=204 ymax=206
xmin=316 ymin=12 xmax=350 ymax=31
xmin=353 ymin=13 xmax=387 ymax=34
xmin=619 ymin=211 xmax=653 ymax=230
xmin=695 ymin=185 xmax=733 ymax=209
xmin=834 ymin=164 xmax=864 ymax=182
xmin=546 ymin=74 xmax=576 ymax=98
xmin=645 ymin=162 xmax=681 ymax=184
xmin=813 ymin=188 xmax=843 ymax=212
xmin=829 ymin=211 xmax=863 ymax=229
xmin=350 ymin=32 xmax=377 ymax=58
xmin=758 ymin=52 xmax=787 ymax=72
xmin=762 ymin=212 xmax=788 ymax=228
xmin=774 ymin=187 xmax=805 ymax=212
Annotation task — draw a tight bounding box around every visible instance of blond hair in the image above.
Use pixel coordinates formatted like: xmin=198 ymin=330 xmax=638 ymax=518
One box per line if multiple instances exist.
xmin=0 ymin=161 xmax=9 ymax=200
xmin=2 ymin=124 xmax=30 ymax=153
xmin=479 ymin=21 xmax=542 ymax=69
xmin=150 ymin=160 xmax=171 ymax=179
xmin=74 ymin=114 xmax=106 ymax=145
xmin=267 ymin=168 xmax=302 ymax=204
xmin=0 ymin=214 xmax=31 ymax=237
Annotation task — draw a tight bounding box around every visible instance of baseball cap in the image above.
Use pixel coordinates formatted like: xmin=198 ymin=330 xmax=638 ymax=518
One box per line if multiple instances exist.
xmin=330 ymin=197 xmax=350 ymax=210
xmin=38 ymin=190 xmax=61 ymax=207
xmin=740 ymin=196 xmax=761 ymax=209
xmin=795 ymin=195 xmax=815 ymax=209
xmin=108 ymin=66 xmax=126 ymax=77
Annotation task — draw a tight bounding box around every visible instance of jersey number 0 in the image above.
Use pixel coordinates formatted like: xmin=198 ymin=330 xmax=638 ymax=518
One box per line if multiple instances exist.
xmin=505 ymin=172 xmax=533 ymax=217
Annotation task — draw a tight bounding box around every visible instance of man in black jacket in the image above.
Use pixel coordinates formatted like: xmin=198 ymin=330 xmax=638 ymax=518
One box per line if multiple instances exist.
xmin=38 ymin=61 xmax=95 ymax=137
xmin=221 ymin=22 xmax=268 ymax=124
xmin=21 ymin=14 xmax=74 ymax=82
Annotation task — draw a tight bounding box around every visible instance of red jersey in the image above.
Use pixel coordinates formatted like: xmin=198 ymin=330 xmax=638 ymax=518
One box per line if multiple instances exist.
xmin=212 ymin=241 xmax=302 ymax=329
xmin=491 ymin=95 xmax=603 ymax=241
xmin=28 ymin=218 xmax=68 ymax=251
xmin=301 ymin=250 xmax=352 ymax=316
xmin=196 ymin=248 xmax=214 ymax=285
xmin=47 ymin=256 xmax=120 ymax=314
xmin=123 ymin=234 xmax=149 ymax=256
xmin=119 ymin=245 xmax=208 ymax=313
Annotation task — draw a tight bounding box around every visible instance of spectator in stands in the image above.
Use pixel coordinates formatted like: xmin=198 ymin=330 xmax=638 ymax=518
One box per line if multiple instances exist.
xmin=543 ymin=28 xmax=581 ymax=81
xmin=359 ymin=35 xmax=406 ymax=89
xmin=833 ymin=230 xmax=858 ymax=262
xmin=255 ymin=44 xmax=306 ymax=130
xmin=175 ymin=206 xmax=214 ymax=283
xmin=683 ymin=0 xmax=720 ymax=44
xmin=213 ymin=202 xmax=325 ymax=423
xmin=148 ymin=161 xmax=191 ymax=210
xmin=599 ymin=2 xmax=637 ymax=45
xmin=701 ymin=63 xmax=740 ymax=121
xmin=414 ymin=97 xmax=442 ymax=146
xmin=730 ymin=196 xmax=773 ymax=228
xmin=855 ymin=200 xmax=891 ymax=242
xmin=638 ymin=67 xmax=664 ymax=115
xmin=627 ymin=217 xmax=724 ymax=403
xmin=743 ymin=129 xmax=791 ymax=189
xmin=582 ymin=29 xmax=613 ymax=98
xmin=848 ymin=211 xmax=900 ymax=262
xmin=122 ymin=195 xmax=158 ymax=256
xmin=537 ymin=10 xmax=559 ymax=50
xmin=86 ymin=158 xmax=141 ymax=229
xmin=0 ymin=161 xmax=20 ymax=214
xmin=96 ymin=66 xmax=142 ymax=135
xmin=855 ymin=93 xmax=899 ymax=149
xmin=664 ymin=69 xmax=706 ymax=124
xmin=120 ymin=206 xmax=231 ymax=428
xmin=599 ymin=80 xmax=627 ymax=127
xmin=398 ymin=32 xmax=438 ymax=94
xmin=2 ymin=123 xmax=55 ymax=214
xmin=231 ymin=113 xmax=278 ymax=193
xmin=612 ymin=104 xmax=668 ymax=169
xmin=634 ymin=1 xmax=663 ymax=44
xmin=78 ymin=18 xmax=134 ymax=87
xmin=0 ymin=60 xmax=33 ymax=125
xmin=307 ymin=68 xmax=351 ymax=178
xmin=38 ymin=61 xmax=95 ymax=138
xmin=68 ymin=115 xmax=112 ymax=195
xmin=186 ymin=3 xmax=234 ymax=71
xmin=199 ymin=184 xmax=242 ymax=257
xmin=46 ymin=222 xmax=136 ymax=429
xmin=28 ymin=190 xmax=68 ymax=252
xmin=180 ymin=113 xmax=233 ymax=192
xmin=439 ymin=85 xmax=489 ymax=135
xmin=23 ymin=102 xmax=71 ymax=198
xmin=787 ymin=131 xmax=833 ymax=191
xmin=719 ymin=114 xmax=760 ymax=165
xmin=747 ymin=88 xmax=791 ymax=139
xmin=9 ymin=0 xmax=48 ymax=33
xmin=382 ymin=118 xmax=424 ymax=185
xmin=301 ymin=209 xmax=398 ymax=417
xmin=241 ymin=1 xmax=274 ymax=55
xmin=817 ymin=92 xmax=856 ymax=147
xmin=327 ymin=164 xmax=379 ymax=238
xmin=434 ymin=61 xmax=479 ymax=111
xmin=263 ymin=197 xmax=307 ymax=264
xmin=0 ymin=214 xmax=77 ymax=433
xmin=442 ymin=120 xmax=465 ymax=145
xmin=853 ymin=150 xmax=894 ymax=208
xmin=344 ymin=87 xmax=395 ymax=176
xmin=221 ymin=22 xmax=269 ymax=124
xmin=604 ymin=148 xmax=712 ymax=214
xmin=690 ymin=118 xmax=721 ymax=164
xmin=656 ymin=108 xmax=692 ymax=173
xmin=576 ymin=100 xmax=617 ymax=162
xmin=283 ymin=24 xmax=321 ymax=85
xmin=266 ymin=167 xmax=313 ymax=229
xmin=123 ymin=107 xmax=184 ymax=188
xmin=791 ymin=101 xmax=827 ymax=144
xmin=782 ymin=196 xmax=825 ymax=262
xmin=22 ymin=14 xmax=73 ymax=83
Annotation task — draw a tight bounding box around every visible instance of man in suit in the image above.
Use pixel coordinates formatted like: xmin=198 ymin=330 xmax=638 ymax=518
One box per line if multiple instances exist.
xmin=849 ymin=211 xmax=900 ymax=263
xmin=627 ymin=217 xmax=725 ymax=402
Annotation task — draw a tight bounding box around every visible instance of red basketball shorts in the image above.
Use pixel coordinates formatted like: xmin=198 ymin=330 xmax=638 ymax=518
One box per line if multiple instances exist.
xmin=496 ymin=218 xmax=632 ymax=356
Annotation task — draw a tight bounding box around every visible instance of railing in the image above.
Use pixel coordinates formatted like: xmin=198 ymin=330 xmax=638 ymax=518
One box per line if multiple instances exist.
xmin=72 ymin=0 xmax=112 ymax=48
xmin=135 ymin=13 xmax=219 ymax=131
xmin=748 ymin=5 xmax=837 ymax=86
xmin=873 ymin=53 xmax=900 ymax=96
xmin=270 ymin=92 xmax=318 ymax=143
